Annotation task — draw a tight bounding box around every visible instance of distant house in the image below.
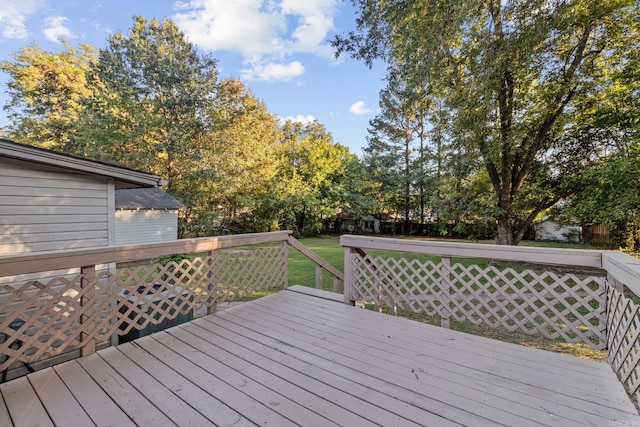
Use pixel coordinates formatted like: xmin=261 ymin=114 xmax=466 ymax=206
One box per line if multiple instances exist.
xmin=115 ymin=187 xmax=183 ymax=245
xmin=534 ymin=218 xmax=581 ymax=243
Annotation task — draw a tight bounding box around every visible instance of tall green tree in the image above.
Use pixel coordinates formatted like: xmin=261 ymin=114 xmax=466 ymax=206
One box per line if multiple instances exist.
xmin=365 ymin=75 xmax=419 ymax=233
xmin=80 ymin=16 xmax=218 ymax=189
xmin=1 ymin=42 xmax=96 ymax=151
xmin=199 ymin=78 xmax=283 ymax=233
xmin=334 ymin=0 xmax=638 ymax=245
xmin=270 ymin=120 xmax=353 ymax=235
xmin=558 ymin=16 xmax=640 ymax=249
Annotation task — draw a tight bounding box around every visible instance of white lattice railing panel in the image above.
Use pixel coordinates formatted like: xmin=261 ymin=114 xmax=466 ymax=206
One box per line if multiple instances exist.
xmin=447 ymin=263 xmax=606 ymax=349
xmin=0 ymin=275 xmax=85 ymax=372
xmin=349 ymin=253 xmax=606 ymax=350
xmin=214 ymin=246 xmax=288 ymax=302
xmin=351 ymin=255 xmax=447 ymax=316
xmin=606 ymin=283 xmax=640 ymax=405
xmin=0 ymin=244 xmax=287 ymax=373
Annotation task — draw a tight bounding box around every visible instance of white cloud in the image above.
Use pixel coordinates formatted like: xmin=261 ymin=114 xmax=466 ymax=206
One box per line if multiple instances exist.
xmin=349 ymin=101 xmax=373 ymax=116
xmin=0 ymin=0 xmax=43 ymax=39
xmin=43 ymin=15 xmax=75 ymax=42
xmin=280 ymin=114 xmax=317 ymax=125
xmin=173 ymin=0 xmax=338 ymax=82
xmin=240 ymin=60 xmax=304 ymax=82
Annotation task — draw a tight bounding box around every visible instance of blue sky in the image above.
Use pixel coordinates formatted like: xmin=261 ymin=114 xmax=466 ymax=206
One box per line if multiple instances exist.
xmin=0 ymin=0 xmax=387 ymax=155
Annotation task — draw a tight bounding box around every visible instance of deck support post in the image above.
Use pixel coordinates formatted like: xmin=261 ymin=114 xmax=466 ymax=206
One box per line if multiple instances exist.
xmin=80 ymin=265 xmax=96 ymax=356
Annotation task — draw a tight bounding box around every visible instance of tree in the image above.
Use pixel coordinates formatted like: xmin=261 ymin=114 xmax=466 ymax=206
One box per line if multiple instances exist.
xmin=334 ymin=0 xmax=638 ymax=245
xmin=79 ymin=16 xmax=219 ymax=190
xmin=558 ymin=17 xmax=640 ymax=249
xmin=197 ymin=78 xmax=283 ymax=233
xmin=269 ymin=120 xmax=354 ymax=235
xmin=1 ymin=42 xmax=97 ymax=151
xmin=365 ymin=74 xmax=425 ymax=234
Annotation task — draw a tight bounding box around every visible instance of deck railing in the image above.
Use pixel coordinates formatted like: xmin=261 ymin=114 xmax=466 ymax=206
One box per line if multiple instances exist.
xmin=341 ymin=235 xmax=640 ymax=406
xmin=0 ymin=231 xmax=342 ymax=381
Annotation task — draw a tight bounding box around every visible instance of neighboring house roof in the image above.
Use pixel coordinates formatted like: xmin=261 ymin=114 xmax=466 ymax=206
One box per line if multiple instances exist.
xmin=115 ymin=188 xmax=184 ymax=210
xmin=0 ymin=138 xmax=167 ymax=188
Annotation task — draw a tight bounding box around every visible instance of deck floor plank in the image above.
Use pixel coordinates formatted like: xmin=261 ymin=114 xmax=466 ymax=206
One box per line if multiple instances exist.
xmin=280 ymin=290 xmax=630 ymax=398
xmin=26 ymin=368 xmax=94 ymax=427
xmin=0 ymin=393 xmax=11 ymax=427
xmin=0 ymin=288 xmax=638 ymax=427
xmin=284 ymin=289 xmax=617 ymax=382
xmin=0 ymin=376 xmax=53 ymax=427
xmin=185 ymin=318 xmax=425 ymax=427
xmin=195 ymin=315 xmax=472 ymax=427
xmin=134 ymin=334 xmax=297 ymax=427
xmin=98 ymin=345 xmax=214 ymax=426
xmin=53 ymin=360 xmax=136 ymax=427
xmin=77 ymin=352 xmax=176 ymax=427
xmin=168 ymin=325 xmax=377 ymax=427
xmin=256 ymin=291 xmax=636 ymax=421
xmin=115 ymin=341 xmax=254 ymax=427
xmin=152 ymin=329 xmax=342 ymax=427
xmin=212 ymin=305 xmax=503 ymax=426
xmin=219 ymin=297 xmax=584 ymax=427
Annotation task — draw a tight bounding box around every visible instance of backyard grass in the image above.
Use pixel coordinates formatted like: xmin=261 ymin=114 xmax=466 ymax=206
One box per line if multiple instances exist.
xmin=288 ymin=235 xmax=608 ymax=361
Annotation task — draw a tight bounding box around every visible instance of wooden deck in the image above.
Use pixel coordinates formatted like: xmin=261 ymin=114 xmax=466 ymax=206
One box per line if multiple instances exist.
xmin=1 ymin=286 xmax=638 ymax=427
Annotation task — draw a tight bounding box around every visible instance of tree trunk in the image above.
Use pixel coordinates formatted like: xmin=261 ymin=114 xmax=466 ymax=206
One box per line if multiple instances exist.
xmin=496 ymin=194 xmax=515 ymax=245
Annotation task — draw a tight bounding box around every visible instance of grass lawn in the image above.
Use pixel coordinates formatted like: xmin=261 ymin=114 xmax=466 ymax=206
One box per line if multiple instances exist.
xmin=288 ymin=235 xmax=607 ymax=361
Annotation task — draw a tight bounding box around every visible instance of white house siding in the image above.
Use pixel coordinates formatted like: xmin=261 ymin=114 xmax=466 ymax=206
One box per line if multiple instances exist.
xmin=115 ymin=209 xmax=178 ymax=245
xmin=0 ymin=157 xmax=111 ymax=255
xmin=535 ymin=220 xmax=581 ymax=243
xmin=0 ymin=157 xmax=114 ymax=291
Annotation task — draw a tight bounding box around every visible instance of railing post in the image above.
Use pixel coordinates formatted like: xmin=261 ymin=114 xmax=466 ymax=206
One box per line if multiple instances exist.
xmin=281 ymin=240 xmax=289 ymax=290
xmin=206 ymin=250 xmax=219 ymax=315
xmin=440 ymin=256 xmax=452 ymax=329
xmin=315 ymin=264 xmax=323 ymax=289
xmin=343 ymin=247 xmax=355 ymax=306
xmin=80 ymin=265 xmax=96 ymax=356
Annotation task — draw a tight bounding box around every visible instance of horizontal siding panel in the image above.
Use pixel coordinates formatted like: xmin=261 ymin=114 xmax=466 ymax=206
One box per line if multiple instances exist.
xmin=0 ymin=185 xmax=106 ymax=198
xmin=0 ymin=159 xmax=110 ymax=256
xmin=2 ymin=215 xmax=106 ymax=226
xmin=0 ymin=205 xmax=106 ymax=215
xmin=0 ymin=159 xmax=105 ymax=187
xmin=0 ymin=195 xmax=107 ymax=208
xmin=2 ymin=178 xmax=105 ymax=191
xmin=115 ymin=210 xmax=178 ymax=245
xmin=5 ymin=222 xmax=106 ymax=234
xmin=0 ymin=238 xmax=109 ymax=255
xmin=0 ymin=230 xmax=106 ymax=245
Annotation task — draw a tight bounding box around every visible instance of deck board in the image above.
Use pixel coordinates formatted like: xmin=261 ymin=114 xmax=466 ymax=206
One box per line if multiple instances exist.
xmin=1 ymin=288 xmax=639 ymax=426
xmin=220 ymin=295 xmax=582 ymax=426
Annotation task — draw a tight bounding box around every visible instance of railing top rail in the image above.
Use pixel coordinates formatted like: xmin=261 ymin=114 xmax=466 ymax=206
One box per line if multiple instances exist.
xmin=602 ymin=251 xmax=640 ymax=296
xmin=340 ymin=235 xmax=603 ymax=268
xmin=0 ymin=231 xmax=293 ymax=277
xmin=287 ymin=236 xmax=344 ymax=281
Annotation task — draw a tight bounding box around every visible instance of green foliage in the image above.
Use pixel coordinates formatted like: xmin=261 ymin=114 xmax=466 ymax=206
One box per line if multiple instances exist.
xmin=1 ymin=42 xmax=97 ymax=151
xmin=79 ymin=16 xmax=219 ymax=186
xmin=335 ymin=0 xmax=639 ymax=245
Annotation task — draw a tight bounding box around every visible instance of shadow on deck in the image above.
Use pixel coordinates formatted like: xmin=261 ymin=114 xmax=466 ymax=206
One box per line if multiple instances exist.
xmin=1 ymin=286 xmax=637 ymax=427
